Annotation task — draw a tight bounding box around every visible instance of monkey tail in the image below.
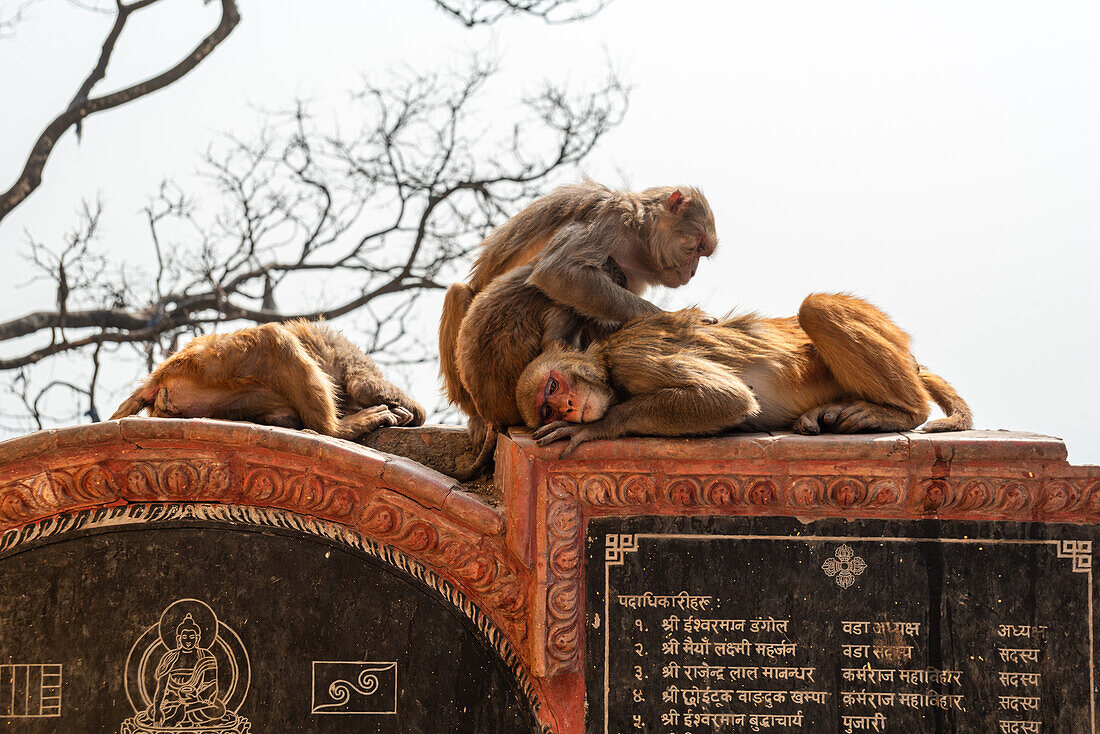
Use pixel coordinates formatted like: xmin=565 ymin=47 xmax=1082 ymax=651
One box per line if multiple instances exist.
xmin=109 ymin=385 xmax=157 ymax=420
xmin=439 ymin=283 xmax=477 ymax=412
xmin=918 ymin=367 xmax=974 ymax=432
xmin=450 ymin=427 xmax=498 ymax=482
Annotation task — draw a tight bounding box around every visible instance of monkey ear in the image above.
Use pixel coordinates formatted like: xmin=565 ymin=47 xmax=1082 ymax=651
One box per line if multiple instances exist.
xmin=667 ymin=190 xmax=693 ymax=215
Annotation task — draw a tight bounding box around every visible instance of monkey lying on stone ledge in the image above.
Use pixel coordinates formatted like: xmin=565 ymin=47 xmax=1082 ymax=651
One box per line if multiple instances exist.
xmin=111 ymin=320 xmax=425 ymax=440
xmin=517 ymin=293 xmax=973 ymax=457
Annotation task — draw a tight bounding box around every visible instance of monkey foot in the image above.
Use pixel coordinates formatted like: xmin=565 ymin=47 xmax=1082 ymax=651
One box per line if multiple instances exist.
xmin=338 ymin=404 xmax=407 ymax=440
xmin=795 ymin=401 xmax=920 ymax=434
xmin=150 ymin=388 xmax=182 ymax=418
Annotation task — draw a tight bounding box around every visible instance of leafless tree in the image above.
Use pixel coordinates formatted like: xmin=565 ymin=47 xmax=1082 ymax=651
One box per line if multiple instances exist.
xmin=0 ymin=0 xmax=607 ymax=225
xmin=0 ymin=55 xmax=627 ymax=431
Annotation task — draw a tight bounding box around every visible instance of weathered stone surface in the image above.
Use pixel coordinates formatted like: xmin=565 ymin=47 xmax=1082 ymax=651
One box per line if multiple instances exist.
xmin=359 ymin=425 xmax=495 ymax=493
xmin=0 ymin=507 xmax=541 ymax=733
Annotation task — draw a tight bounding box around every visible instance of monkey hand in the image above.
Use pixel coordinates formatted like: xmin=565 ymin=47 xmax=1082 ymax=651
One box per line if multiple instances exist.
xmin=532 ymin=420 xmax=599 ymax=458
xmin=390 ymin=405 xmax=416 ymax=426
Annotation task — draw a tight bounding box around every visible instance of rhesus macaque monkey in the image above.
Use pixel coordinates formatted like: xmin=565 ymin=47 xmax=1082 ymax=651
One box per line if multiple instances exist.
xmin=111 ymin=320 xmax=425 ymax=439
xmin=439 ymin=180 xmax=718 ymax=444
xmin=517 ymin=293 xmax=973 ymax=456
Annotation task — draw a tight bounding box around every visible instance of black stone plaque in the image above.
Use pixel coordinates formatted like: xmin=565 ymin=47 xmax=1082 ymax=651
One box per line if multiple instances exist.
xmin=0 ymin=506 xmax=541 ymax=733
xmin=586 ymin=515 xmax=1098 ymax=734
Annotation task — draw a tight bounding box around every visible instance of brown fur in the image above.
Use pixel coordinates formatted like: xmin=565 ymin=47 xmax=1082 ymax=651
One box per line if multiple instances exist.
xmin=456 ymin=266 xmax=594 ymax=430
xmin=520 ymin=294 xmax=972 ymax=453
xmin=440 ymin=180 xmax=718 ymax=434
xmin=110 ymin=320 xmax=425 ymax=440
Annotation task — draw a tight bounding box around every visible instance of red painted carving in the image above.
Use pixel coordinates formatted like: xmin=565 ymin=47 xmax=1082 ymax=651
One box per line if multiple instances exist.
xmin=4 ymin=420 xmax=1100 ymax=734
xmin=0 ymin=419 xmax=526 ymax=661
xmin=512 ymin=429 xmax=1100 ymax=734
xmin=543 ymin=475 xmax=583 ymax=674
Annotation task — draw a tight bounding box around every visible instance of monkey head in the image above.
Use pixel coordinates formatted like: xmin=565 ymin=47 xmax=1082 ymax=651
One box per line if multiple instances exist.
xmin=516 ymin=343 xmax=614 ymax=429
xmin=642 ymin=186 xmax=718 ymax=288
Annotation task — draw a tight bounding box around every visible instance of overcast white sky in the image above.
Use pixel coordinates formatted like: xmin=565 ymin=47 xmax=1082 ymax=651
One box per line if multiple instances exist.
xmin=1 ymin=0 xmax=1097 ymax=464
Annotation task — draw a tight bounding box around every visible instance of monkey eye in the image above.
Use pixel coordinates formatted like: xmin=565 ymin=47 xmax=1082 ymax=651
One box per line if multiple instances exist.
xmin=539 ymin=403 xmax=552 ymax=424
xmin=547 ymin=377 xmax=558 ymax=394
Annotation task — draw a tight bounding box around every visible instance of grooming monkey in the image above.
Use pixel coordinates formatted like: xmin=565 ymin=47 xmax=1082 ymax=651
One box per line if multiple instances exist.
xmin=518 ymin=293 xmax=973 ymax=456
xmin=439 ymin=180 xmax=718 ymax=442
xmin=111 ymin=320 xmax=425 ymax=439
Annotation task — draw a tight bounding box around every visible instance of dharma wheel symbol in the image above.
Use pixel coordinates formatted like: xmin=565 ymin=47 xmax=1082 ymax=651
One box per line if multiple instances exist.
xmin=822 ymin=544 xmax=867 ymax=589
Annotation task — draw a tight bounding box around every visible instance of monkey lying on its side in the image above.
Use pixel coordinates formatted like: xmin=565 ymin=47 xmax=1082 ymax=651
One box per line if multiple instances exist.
xmin=517 ymin=293 xmax=973 ymax=456
xmin=111 ymin=320 xmax=425 ymax=440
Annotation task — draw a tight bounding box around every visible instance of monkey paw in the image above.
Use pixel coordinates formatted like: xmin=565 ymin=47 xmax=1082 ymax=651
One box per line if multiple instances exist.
xmin=533 ymin=420 xmax=578 ymax=445
xmin=796 ymin=403 xmax=875 ymax=433
xmin=338 ymin=405 xmax=404 ymax=440
xmin=533 ymin=421 xmax=598 ymax=457
xmin=390 ymin=406 xmax=416 ymax=426
xmin=796 ymin=401 xmax=912 ymax=434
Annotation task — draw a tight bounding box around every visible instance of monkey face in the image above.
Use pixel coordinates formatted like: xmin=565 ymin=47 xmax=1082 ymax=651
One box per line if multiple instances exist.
xmin=534 ymin=368 xmax=611 ymax=425
xmin=650 ymin=187 xmax=718 ymax=288
xmin=662 ymin=235 xmax=714 ymax=287
xmin=516 ymin=348 xmax=613 ymax=429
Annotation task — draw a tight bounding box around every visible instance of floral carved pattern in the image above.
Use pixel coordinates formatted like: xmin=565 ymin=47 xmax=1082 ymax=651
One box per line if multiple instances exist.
xmin=544 ymin=474 xmax=583 ymax=675
xmin=552 ymin=471 xmax=1100 ymax=521
xmin=124 ymin=460 xmax=231 ymax=500
xmin=360 ymin=497 xmax=529 ymax=643
xmin=0 ymin=459 xmax=370 ymax=529
xmin=239 ymin=463 xmax=359 ymax=518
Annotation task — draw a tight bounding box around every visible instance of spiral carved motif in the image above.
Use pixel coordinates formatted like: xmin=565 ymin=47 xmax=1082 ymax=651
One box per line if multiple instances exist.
xmin=544 ymin=475 xmax=584 ymax=674
xmin=358 ymin=499 xmax=528 ymax=640
xmin=580 ymin=473 xmax=655 ymax=505
xmin=826 ymin=477 xmax=867 ymax=508
xmin=868 ymin=479 xmax=900 ymax=506
xmin=546 ymin=469 xmax=1098 ymax=520
xmin=705 ymin=478 xmax=741 ymax=506
xmin=747 ymin=478 xmax=779 ymax=506
xmin=956 ymin=479 xmax=996 ymax=512
xmin=791 ymin=477 xmax=826 ymax=506
xmin=666 ymin=477 xmax=703 ymax=506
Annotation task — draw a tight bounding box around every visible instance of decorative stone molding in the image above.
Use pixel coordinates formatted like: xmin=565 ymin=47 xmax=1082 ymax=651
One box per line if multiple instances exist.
xmin=544 ymin=475 xmax=583 ymax=671
xmin=0 ymin=418 xmax=524 ymax=653
xmin=4 ymin=419 xmax=1099 ymax=734
xmin=506 ymin=429 xmax=1100 ymax=684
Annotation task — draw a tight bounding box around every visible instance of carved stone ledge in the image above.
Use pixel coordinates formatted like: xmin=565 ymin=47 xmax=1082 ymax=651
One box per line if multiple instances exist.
xmin=504 ymin=429 xmax=1100 ymax=683
xmin=0 ymin=418 xmax=523 ymax=653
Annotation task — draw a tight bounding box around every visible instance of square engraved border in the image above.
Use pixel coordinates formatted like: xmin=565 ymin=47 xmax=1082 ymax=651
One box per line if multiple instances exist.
xmin=310 ymin=660 xmax=398 ymax=716
xmin=0 ymin=664 xmax=62 ymax=718
xmin=599 ymin=534 xmax=1095 ymax=734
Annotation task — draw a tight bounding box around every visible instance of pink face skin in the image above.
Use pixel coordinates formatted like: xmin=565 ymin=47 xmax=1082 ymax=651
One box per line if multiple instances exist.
xmin=536 ymin=369 xmax=608 ymax=425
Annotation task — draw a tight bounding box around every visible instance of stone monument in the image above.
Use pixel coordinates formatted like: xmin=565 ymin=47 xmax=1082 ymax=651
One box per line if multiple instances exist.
xmin=1 ymin=418 xmax=1098 ymax=732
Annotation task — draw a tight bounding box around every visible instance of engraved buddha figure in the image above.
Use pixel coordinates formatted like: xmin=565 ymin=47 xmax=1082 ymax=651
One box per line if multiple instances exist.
xmin=149 ymin=614 xmax=227 ymax=726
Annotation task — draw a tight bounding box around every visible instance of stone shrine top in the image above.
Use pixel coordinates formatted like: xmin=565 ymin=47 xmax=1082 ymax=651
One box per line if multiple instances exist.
xmin=0 ymin=419 xmax=1097 ymax=734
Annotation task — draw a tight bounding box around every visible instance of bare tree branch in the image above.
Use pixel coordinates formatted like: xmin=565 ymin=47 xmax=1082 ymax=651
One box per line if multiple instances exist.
xmin=432 ymin=0 xmax=608 ymax=26
xmin=0 ymin=0 xmax=42 ymax=38
xmin=0 ymin=0 xmax=241 ymax=225
xmin=0 ymin=58 xmax=628 ymax=429
xmin=1 ymin=0 xmax=624 ymax=432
